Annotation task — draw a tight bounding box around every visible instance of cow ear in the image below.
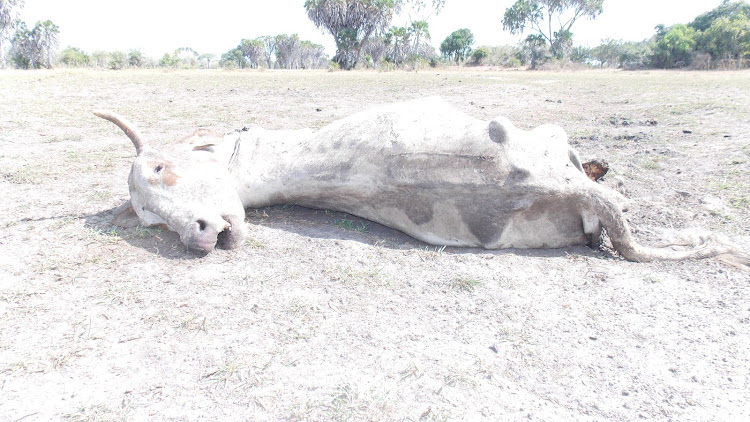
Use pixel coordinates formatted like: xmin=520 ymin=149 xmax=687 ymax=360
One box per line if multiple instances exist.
xmin=111 ymin=200 xmax=141 ymax=228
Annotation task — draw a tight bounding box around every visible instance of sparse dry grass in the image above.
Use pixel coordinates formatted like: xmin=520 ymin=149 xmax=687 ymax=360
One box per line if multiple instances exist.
xmin=1 ymin=68 xmax=749 ymax=421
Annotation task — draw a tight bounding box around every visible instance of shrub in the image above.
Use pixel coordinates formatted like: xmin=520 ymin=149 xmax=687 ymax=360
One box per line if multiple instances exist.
xmin=59 ymin=46 xmax=89 ymax=67
xmin=472 ymin=45 xmax=524 ymax=67
xmin=470 ymin=47 xmax=489 ymax=64
xmin=650 ymin=24 xmax=698 ymax=68
xmin=108 ymin=51 xmax=126 ymax=70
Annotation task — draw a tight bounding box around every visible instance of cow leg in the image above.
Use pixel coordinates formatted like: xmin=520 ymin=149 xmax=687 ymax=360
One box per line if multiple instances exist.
xmin=582 ymin=211 xmax=602 ymax=249
xmin=112 ymin=200 xmax=141 ymax=228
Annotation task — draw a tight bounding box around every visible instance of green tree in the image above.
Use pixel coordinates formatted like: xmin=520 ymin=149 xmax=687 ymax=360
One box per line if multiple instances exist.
xmin=174 ymin=47 xmax=198 ymax=68
xmin=570 ymin=45 xmax=591 ymax=63
xmin=698 ymin=11 xmax=750 ymax=67
xmin=90 ymin=50 xmax=108 ymax=67
xmin=384 ymin=25 xmax=410 ymax=64
xmin=34 ymin=19 xmax=58 ymax=68
xmin=361 ymin=36 xmax=387 ymax=67
xmin=0 ymin=0 xmax=24 ymax=67
xmin=8 ymin=19 xmax=30 ymax=68
xmin=128 ymin=49 xmax=143 ymax=67
xmin=275 ymin=33 xmax=301 ymax=69
xmin=523 ymin=33 xmax=547 ymax=69
xmin=305 ymin=0 xmax=396 ymax=69
xmin=220 ymin=48 xmax=246 ymax=69
xmin=474 ymin=44 xmax=523 ymax=67
xmin=299 ymin=40 xmax=327 ymax=68
xmin=649 ymin=24 xmax=697 ymax=68
xmin=198 ymin=53 xmax=216 ymax=69
xmin=690 ymin=0 xmax=750 ymax=32
xmin=304 ymin=0 xmax=443 ymax=70
xmin=616 ymin=40 xmax=651 ymax=69
xmin=379 ymin=20 xmax=431 ymax=66
xmin=440 ymin=28 xmax=474 ymax=64
xmin=239 ymin=38 xmax=264 ymax=68
xmin=409 ymin=20 xmax=430 ymax=56
xmin=590 ymin=38 xmax=621 ymax=67
xmin=160 ymin=51 xmax=180 ymax=68
xmin=59 ymin=46 xmax=89 ymax=67
xmin=259 ymin=35 xmax=277 ymax=68
xmin=502 ymin=0 xmax=604 ymax=59
xmin=9 ymin=19 xmax=59 ymax=69
xmin=108 ymin=50 xmax=126 ymax=69
xmin=470 ymin=46 xmax=489 ymax=64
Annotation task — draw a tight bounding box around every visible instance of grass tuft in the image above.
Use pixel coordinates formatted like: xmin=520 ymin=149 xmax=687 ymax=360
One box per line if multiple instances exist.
xmin=451 ymin=276 xmax=482 ymax=292
xmin=329 ymin=218 xmax=369 ymax=233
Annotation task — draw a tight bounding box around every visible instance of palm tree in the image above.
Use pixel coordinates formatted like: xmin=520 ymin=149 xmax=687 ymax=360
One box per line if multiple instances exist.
xmin=304 ymin=0 xmax=443 ymax=70
xmin=305 ymin=0 xmax=396 ymax=70
xmin=0 ymin=0 xmax=24 ymax=67
xmin=31 ymin=20 xmax=59 ymax=68
xmin=385 ymin=26 xmax=409 ymax=64
xmin=409 ymin=20 xmax=430 ymax=56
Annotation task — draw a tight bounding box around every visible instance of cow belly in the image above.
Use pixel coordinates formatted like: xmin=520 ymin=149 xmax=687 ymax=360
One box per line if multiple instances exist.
xmin=339 ymin=202 xmax=483 ymax=247
xmin=294 ymin=188 xmax=590 ymax=250
xmin=492 ymin=205 xmax=589 ymax=249
xmin=364 ymin=203 xmax=588 ymax=250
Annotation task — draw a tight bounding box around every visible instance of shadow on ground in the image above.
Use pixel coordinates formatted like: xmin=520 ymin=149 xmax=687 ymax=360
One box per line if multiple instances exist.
xmin=83 ymin=204 xmax=194 ymax=259
xmin=246 ymin=204 xmax=606 ymax=261
xmin=81 ymin=203 xmax=608 ymax=261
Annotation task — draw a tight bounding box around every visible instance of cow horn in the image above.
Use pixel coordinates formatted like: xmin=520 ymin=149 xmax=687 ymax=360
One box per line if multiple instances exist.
xmin=93 ymin=110 xmax=147 ymax=155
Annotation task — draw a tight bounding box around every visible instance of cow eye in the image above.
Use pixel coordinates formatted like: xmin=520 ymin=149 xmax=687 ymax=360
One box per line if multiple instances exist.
xmin=154 ymin=164 xmax=163 ymax=173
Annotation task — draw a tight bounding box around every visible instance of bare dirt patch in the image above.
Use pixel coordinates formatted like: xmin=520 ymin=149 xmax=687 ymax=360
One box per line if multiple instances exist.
xmin=1 ymin=68 xmax=749 ymax=421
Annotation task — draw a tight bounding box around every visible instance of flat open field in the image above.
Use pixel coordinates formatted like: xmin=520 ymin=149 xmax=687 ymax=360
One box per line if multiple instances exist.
xmin=1 ymin=68 xmax=749 ymax=421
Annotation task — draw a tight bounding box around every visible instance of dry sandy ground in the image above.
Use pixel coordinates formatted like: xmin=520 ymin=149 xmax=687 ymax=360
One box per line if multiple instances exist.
xmin=1 ymin=69 xmax=749 ymax=421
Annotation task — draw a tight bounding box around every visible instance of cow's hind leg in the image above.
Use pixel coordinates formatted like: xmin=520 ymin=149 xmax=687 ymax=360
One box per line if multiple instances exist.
xmin=582 ymin=211 xmax=602 ymax=249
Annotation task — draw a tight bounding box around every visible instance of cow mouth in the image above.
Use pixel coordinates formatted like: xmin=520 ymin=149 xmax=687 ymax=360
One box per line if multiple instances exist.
xmin=216 ymin=224 xmax=233 ymax=249
xmin=215 ymin=215 xmax=245 ymax=250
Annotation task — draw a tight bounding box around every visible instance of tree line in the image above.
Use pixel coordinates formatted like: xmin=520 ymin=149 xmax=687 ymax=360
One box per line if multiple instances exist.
xmin=573 ymin=0 xmax=750 ymax=70
xmin=1 ymin=0 xmax=748 ymax=71
xmin=220 ymin=35 xmax=328 ymax=70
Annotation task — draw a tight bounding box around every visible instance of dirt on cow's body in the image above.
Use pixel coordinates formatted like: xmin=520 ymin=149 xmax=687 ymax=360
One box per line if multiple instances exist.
xmin=1 ymin=68 xmax=749 ymax=421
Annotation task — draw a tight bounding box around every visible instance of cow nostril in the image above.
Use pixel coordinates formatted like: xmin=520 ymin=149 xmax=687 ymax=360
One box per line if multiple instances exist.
xmin=196 ymin=219 xmax=207 ymax=231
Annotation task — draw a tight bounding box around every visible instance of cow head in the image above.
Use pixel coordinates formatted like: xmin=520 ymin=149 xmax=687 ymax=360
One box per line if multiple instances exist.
xmin=95 ymin=111 xmax=248 ymax=254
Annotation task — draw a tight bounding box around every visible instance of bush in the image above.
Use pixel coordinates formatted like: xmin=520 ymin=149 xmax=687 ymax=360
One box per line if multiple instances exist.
xmin=537 ymin=57 xmax=590 ymax=71
xmin=697 ymin=12 xmax=750 ymax=69
xmin=570 ymin=46 xmax=592 ymax=64
xmin=128 ymin=50 xmax=144 ymax=68
xmin=59 ymin=46 xmax=89 ymax=67
xmin=470 ymin=47 xmax=489 ymax=65
xmin=650 ymin=24 xmax=698 ymax=68
xmin=440 ymin=28 xmax=475 ymax=64
xmin=617 ymin=41 xmax=652 ymax=69
xmin=471 ymin=45 xmax=523 ymax=68
xmin=108 ymin=51 xmax=126 ymax=70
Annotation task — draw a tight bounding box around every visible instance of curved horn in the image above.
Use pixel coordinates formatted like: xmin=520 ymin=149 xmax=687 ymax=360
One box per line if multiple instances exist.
xmin=93 ymin=110 xmax=147 ymax=155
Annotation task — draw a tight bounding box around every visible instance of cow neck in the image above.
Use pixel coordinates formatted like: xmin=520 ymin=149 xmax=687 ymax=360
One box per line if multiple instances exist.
xmin=230 ymin=126 xmax=324 ymax=207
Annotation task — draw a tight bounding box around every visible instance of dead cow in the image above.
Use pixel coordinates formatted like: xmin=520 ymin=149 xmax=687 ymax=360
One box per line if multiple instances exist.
xmin=95 ymin=97 xmax=747 ymax=267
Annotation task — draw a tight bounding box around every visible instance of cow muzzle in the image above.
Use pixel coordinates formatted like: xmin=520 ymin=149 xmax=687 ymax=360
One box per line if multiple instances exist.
xmin=182 ymin=214 xmax=247 ymax=254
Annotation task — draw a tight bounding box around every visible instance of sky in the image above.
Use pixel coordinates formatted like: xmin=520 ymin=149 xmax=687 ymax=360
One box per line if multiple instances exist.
xmin=17 ymin=0 xmax=726 ymax=59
